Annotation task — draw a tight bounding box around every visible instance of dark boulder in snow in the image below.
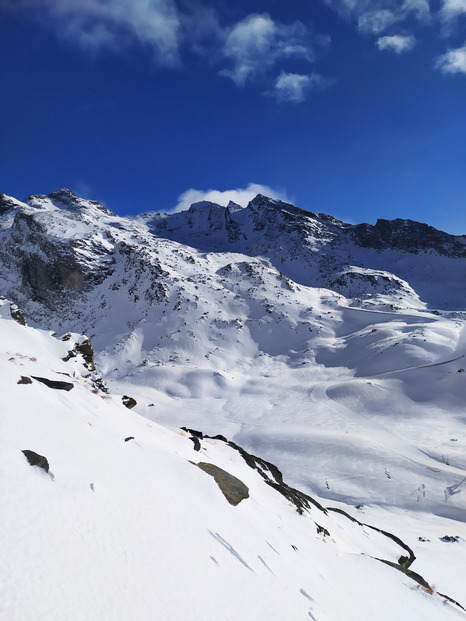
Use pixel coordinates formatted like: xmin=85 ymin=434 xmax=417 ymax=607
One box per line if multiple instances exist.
xmin=17 ymin=376 xmax=32 ymax=384
xmin=189 ymin=436 xmax=201 ymax=451
xmin=122 ymin=395 xmax=137 ymax=409
xmin=197 ymin=462 xmax=249 ymax=506
xmin=31 ymin=376 xmax=74 ymax=391
xmin=22 ymin=449 xmax=49 ymax=473
xmin=10 ymin=304 xmax=26 ymax=326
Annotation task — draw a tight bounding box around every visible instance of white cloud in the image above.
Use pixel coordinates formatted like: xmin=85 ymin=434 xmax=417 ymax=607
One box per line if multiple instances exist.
xmin=12 ymin=0 xmax=181 ymax=64
xmin=439 ymin=0 xmax=466 ymax=32
xmin=376 ymin=34 xmax=417 ymax=53
xmin=435 ymin=42 xmax=466 ymax=73
xmin=402 ymin=0 xmax=431 ymax=21
xmin=325 ymin=0 xmax=431 ymax=33
xmin=273 ymin=72 xmax=332 ymax=103
xmin=274 ymin=73 xmax=311 ymax=103
xmin=171 ymin=183 xmax=290 ymax=213
xmin=7 ymin=3 xmax=325 ymax=98
xmin=220 ymin=13 xmax=313 ymax=86
xmin=358 ymin=9 xmax=400 ymax=34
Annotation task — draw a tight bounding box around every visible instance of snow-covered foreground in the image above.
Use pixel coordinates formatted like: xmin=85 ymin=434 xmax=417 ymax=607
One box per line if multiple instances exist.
xmin=1 ymin=190 xmax=466 ymax=619
xmin=2 ymin=299 xmax=465 ymax=620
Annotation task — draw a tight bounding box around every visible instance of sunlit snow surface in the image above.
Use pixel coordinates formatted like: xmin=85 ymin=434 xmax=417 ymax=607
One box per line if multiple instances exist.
xmin=2 ymin=299 xmax=465 ymax=620
xmin=1 ymin=191 xmax=466 ymax=619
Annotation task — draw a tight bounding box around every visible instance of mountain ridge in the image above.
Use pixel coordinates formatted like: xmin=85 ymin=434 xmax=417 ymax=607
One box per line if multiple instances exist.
xmin=1 ymin=188 xmax=466 ymax=619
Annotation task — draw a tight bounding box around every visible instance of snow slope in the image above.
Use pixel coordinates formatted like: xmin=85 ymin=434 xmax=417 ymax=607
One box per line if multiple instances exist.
xmin=1 ymin=189 xmax=466 ymax=618
xmin=1 ymin=299 xmax=465 ymax=621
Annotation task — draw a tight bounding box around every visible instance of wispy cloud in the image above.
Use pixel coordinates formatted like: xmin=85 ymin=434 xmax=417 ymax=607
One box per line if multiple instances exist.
xmin=321 ymin=0 xmax=431 ymax=40
xmin=376 ymin=34 xmax=417 ymax=53
xmin=325 ymin=0 xmax=431 ymax=23
xmin=358 ymin=10 xmax=402 ymax=35
xmin=171 ymin=183 xmax=290 ymax=213
xmin=435 ymin=42 xmax=466 ymax=73
xmin=272 ymin=72 xmax=333 ymax=103
xmin=219 ymin=14 xmax=314 ymax=87
xmin=439 ymin=0 xmax=466 ymax=33
xmin=357 ymin=1 xmax=430 ymax=34
xmin=6 ymin=2 xmax=331 ymax=102
xmin=8 ymin=0 xmax=181 ymax=64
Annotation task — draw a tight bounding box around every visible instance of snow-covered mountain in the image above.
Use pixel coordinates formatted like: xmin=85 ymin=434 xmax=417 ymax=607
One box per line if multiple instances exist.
xmin=1 ymin=188 xmax=466 ymax=619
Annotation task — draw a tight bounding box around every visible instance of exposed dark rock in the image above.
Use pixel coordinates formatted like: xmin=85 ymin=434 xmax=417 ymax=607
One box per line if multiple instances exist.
xmin=352 ymin=218 xmax=466 ymax=256
xmin=10 ymin=304 xmax=26 ymax=326
xmin=22 ymin=449 xmax=49 ymax=472
xmin=437 ymin=592 xmax=466 ymax=612
xmin=63 ymin=335 xmax=96 ymax=370
xmin=189 ymin=436 xmax=201 ymax=451
xmin=47 ymin=188 xmax=116 ymax=216
xmin=31 ymin=375 xmax=74 ymax=391
xmin=223 ymin=438 xmax=327 ymax=514
xmin=2 ymin=207 xmax=116 ymax=314
xmin=327 ymin=507 xmax=415 ymax=568
xmin=0 ymin=194 xmax=19 ymax=215
xmin=197 ymin=462 xmax=249 ymax=506
xmin=17 ymin=376 xmax=32 ymax=384
xmin=316 ymin=524 xmax=330 ymax=536
xmin=377 ymin=558 xmax=431 ymax=590
xmin=197 ymin=430 xmax=461 ymax=601
xmin=91 ymin=376 xmax=108 ymax=393
xmin=124 ymin=436 xmax=135 ymax=442
xmin=181 ymin=426 xmax=204 ymax=438
xmin=203 ymin=432 xmax=328 ymax=514
xmin=76 ymin=338 xmax=95 ymax=370
xmin=122 ymin=395 xmax=137 ymax=409
xmin=440 ymin=535 xmax=460 ymax=543
xmin=209 ymin=434 xmax=228 ymax=442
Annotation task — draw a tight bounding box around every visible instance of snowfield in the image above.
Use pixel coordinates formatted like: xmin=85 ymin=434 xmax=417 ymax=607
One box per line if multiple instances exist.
xmin=1 ymin=189 xmax=465 ymax=620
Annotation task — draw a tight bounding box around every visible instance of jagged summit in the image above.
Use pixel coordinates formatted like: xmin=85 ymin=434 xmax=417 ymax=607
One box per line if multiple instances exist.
xmin=1 ymin=189 xmax=465 ymax=314
xmin=353 ymin=217 xmax=466 ymax=255
xmin=24 ymin=188 xmax=116 ymax=217
xmin=142 ymin=193 xmax=466 ymax=309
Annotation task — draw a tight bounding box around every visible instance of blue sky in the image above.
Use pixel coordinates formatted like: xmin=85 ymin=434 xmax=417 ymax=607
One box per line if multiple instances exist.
xmin=1 ymin=0 xmax=465 ymax=233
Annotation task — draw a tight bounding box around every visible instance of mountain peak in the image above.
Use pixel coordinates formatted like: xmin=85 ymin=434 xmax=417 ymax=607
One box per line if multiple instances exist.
xmin=24 ymin=188 xmax=115 ymax=217
xmin=48 ymin=187 xmax=78 ymax=201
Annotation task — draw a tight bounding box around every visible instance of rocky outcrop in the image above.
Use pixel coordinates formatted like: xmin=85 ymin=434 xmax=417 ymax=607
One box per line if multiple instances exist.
xmin=31 ymin=376 xmax=74 ymax=391
xmin=17 ymin=376 xmax=32 ymax=384
xmin=22 ymin=449 xmax=49 ymax=473
xmin=352 ymin=218 xmax=466 ymax=256
xmin=10 ymin=304 xmax=26 ymax=326
xmin=197 ymin=462 xmax=250 ymax=506
xmin=62 ymin=334 xmax=96 ymax=371
xmin=122 ymin=395 xmax=137 ymax=409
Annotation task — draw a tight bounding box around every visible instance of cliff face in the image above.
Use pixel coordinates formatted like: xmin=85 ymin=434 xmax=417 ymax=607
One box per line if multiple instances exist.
xmin=2 ymin=190 xmax=465 ymax=326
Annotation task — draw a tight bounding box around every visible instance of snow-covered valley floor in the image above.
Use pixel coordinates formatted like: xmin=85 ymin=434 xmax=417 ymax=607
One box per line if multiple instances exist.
xmin=2 ymin=297 xmax=465 ymax=620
